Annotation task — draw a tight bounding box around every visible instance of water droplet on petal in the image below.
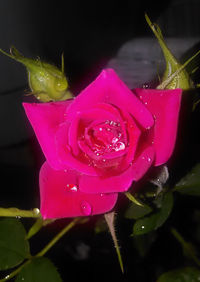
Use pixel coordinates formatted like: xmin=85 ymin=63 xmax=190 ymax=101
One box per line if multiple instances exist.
xmin=147 ymin=157 xmax=152 ymax=162
xmin=144 ymin=102 xmax=148 ymax=105
xmin=102 ymin=159 xmax=106 ymax=162
xmin=112 ymin=137 xmax=119 ymax=144
xmin=115 ymin=142 xmax=125 ymax=151
xmin=66 ymin=184 xmax=78 ymax=192
xmin=80 ymin=201 xmax=92 ymax=215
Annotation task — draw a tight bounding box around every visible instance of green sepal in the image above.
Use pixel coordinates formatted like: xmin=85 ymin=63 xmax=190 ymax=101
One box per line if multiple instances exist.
xmin=0 ymin=46 xmax=73 ymax=102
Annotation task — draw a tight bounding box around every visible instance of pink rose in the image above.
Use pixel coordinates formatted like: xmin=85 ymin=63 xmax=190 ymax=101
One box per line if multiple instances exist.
xmin=23 ymin=69 xmax=182 ymax=219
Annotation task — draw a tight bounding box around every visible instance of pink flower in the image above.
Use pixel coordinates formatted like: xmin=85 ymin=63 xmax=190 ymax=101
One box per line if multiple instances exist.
xmin=23 ymin=69 xmax=182 ymax=219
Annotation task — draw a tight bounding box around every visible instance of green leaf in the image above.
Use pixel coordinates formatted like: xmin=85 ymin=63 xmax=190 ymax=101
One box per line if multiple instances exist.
xmin=0 ymin=218 xmax=30 ymax=270
xmin=125 ymin=201 xmax=152 ymax=220
xmin=15 ymin=257 xmax=62 ymax=282
xmin=157 ymin=267 xmax=200 ymax=282
xmin=133 ymin=232 xmax=157 ymax=257
xmin=174 ymin=163 xmax=200 ymax=196
xmin=133 ymin=192 xmax=173 ymax=235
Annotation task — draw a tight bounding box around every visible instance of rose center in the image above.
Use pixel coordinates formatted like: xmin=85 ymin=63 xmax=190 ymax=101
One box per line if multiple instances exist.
xmin=88 ymin=120 xmax=126 ymax=156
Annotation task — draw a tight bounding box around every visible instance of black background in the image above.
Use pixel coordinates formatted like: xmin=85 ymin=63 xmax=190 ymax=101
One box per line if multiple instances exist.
xmin=1 ymin=1 xmax=200 ymax=281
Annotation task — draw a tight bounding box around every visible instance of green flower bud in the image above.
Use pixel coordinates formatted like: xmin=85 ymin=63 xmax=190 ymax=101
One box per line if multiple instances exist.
xmin=145 ymin=14 xmax=200 ymax=90
xmin=0 ymin=46 xmax=73 ymax=102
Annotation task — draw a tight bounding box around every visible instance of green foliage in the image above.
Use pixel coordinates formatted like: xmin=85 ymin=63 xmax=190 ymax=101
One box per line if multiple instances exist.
xmin=0 ymin=218 xmax=30 ymax=270
xmin=125 ymin=201 xmax=152 ymax=220
xmin=132 ymin=232 xmax=157 ymax=257
xmin=174 ymin=163 xmax=200 ymax=196
xmin=133 ymin=192 xmax=174 ymax=235
xmin=15 ymin=257 xmax=62 ymax=282
xmin=157 ymin=267 xmax=200 ymax=282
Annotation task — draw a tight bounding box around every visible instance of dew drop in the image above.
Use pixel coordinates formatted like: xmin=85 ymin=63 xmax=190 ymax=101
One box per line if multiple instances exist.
xmin=115 ymin=142 xmax=125 ymax=151
xmin=80 ymin=201 xmax=92 ymax=215
xmin=102 ymin=159 xmax=106 ymax=162
xmin=66 ymin=184 xmax=78 ymax=192
xmin=144 ymin=102 xmax=148 ymax=105
xmin=147 ymin=157 xmax=152 ymax=162
xmin=112 ymin=137 xmax=119 ymax=144
xmin=141 ymin=225 xmax=145 ymax=229
xmin=33 ymin=208 xmax=40 ymax=215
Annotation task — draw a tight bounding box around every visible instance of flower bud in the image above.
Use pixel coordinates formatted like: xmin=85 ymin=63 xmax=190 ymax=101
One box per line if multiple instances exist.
xmin=145 ymin=14 xmax=194 ymax=90
xmin=0 ymin=46 xmax=73 ymax=102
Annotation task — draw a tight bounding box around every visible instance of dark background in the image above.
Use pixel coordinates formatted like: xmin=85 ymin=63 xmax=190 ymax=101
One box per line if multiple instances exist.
xmin=0 ymin=1 xmax=200 ymax=281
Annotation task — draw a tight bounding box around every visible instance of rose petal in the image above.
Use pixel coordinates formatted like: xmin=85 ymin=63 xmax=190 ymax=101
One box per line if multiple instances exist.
xmin=67 ymin=69 xmax=154 ymax=129
xmin=23 ymin=100 xmax=72 ymax=170
xmin=39 ymin=162 xmax=118 ymax=219
xmin=55 ymin=122 xmax=98 ymax=176
xmin=79 ymin=146 xmax=155 ymax=193
xmin=134 ymin=88 xmax=182 ymax=166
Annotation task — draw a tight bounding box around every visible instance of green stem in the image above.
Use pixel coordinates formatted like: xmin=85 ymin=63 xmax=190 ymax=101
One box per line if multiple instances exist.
xmin=0 ymin=260 xmax=31 ymax=282
xmin=171 ymin=227 xmax=200 ymax=268
xmin=0 ymin=207 xmax=41 ymax=218
xmin=36 ymin=217 xmax=80 ymax=257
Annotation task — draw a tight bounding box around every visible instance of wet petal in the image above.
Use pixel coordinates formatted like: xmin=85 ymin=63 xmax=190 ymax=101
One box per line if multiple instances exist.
xmin=79 ymin=146 xmax=155 ymax=193
xmin=23 ymin=100 xmax=72 ymax=170
xmin=134 ymin=88 xmax=182 ymax=166
xmin=39 ymin=162 xmax=118 ymax=219
xmin=67 ymin=69 xmax=154 ymax=129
